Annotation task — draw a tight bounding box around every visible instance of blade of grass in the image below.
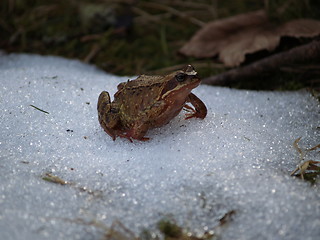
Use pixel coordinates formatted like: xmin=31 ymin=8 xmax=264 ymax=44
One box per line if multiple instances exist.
xmin=30 ymin=104 xmax=49 ymax=114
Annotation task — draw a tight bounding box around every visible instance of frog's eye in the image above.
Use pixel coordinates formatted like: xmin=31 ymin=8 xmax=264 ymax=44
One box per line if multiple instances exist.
xmin=175 ymin=73 xmax=186 ymax=82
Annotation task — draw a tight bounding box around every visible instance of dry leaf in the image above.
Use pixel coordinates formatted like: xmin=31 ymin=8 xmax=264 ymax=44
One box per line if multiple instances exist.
xmin=179 ymin=10 xmax=320 ymax=67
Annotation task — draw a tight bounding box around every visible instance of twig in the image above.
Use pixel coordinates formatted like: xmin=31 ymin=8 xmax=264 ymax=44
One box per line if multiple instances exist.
xmin=84 ymin=43 xmax=101 ymax=63
xmin=132 ymin=6 xmax=164 ymax=23
xmin=80 ymin=34 xmax=102 ymax=42
xmin=308 ymin=144 xmax=320 ymax=151
xmin=161 ymin=0 xmax=215 ymax=10
xmin=202 ymin=40 xmax=320 ymax=86
xmin=293 ymin=137 xmax=304 ymax=160
xmin=141 ymin=2 xmax=205 ymax=27
xmin=30 ymin=104 xmax=49 ymax=114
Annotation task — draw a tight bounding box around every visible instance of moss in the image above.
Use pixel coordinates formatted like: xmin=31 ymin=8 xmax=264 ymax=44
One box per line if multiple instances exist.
xmin=42 ymin=173 xmax=67 ymax=185
xmin=157 ymin=219 xmax=182 ymax=239
xmin=0 ymin=0 xmax=262 ymax=76
xmin=0 ymin=0 xmax=318 ymax=90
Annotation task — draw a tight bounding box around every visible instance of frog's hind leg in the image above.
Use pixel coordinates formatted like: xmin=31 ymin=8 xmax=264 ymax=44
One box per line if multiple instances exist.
xmin=125 ymin=121 xmax=150 ymax=141
xmin=97 ymin=91 xmax=120 ymax=141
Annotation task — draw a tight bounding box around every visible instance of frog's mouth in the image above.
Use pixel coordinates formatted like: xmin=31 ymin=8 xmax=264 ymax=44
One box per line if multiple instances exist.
xmin=162 ymin=74 xmax=200 ymax=99
xmin=173 ymin=78 xmax=200 ymax=98
xmin=185 ymin=75 xmax=201 ymax=89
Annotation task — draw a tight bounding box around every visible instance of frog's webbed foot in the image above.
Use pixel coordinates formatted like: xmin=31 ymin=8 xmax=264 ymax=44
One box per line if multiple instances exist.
xmin=184 ymin=93 xmax=207 ymax=119
xmin=115 ymin=131 xmax=150 ymax=142
xmin=183 ymin=104 xmax=198 ymax=120
xmin=97 ymin=91 xmax=120 ymax=140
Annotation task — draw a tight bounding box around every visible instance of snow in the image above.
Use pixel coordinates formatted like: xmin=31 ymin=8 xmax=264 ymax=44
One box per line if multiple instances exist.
xmin=0 ymin=54 xmax=319 ymax=240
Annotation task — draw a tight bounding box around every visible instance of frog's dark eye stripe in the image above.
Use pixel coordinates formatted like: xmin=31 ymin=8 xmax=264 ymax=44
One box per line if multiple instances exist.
xmin=161 ymin=78 xmax=178 ymax=95
xmin=175 ymin=73 xmax=186 ymax=82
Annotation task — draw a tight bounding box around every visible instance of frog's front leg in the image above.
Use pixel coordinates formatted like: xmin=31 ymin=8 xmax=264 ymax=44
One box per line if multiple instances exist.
xmin=184 ymin=93 xmax=207 ymax=119
xmin=97 ymin=91 xmax=121 ymax=140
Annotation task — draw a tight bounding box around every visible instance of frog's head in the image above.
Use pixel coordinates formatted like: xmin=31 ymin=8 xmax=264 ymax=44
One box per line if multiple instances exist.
xmin=161 ymin=64 xmax=201 ymax=99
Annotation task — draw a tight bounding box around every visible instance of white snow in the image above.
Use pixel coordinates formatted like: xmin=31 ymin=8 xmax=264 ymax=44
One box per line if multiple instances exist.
xmin=0 ymin=54 xmax=319 ymax=240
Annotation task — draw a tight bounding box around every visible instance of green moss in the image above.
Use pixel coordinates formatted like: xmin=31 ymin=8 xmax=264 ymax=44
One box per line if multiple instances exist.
xmin=157 ymin=219 xmax=182 ymax=238
xmin=1 ymin=0 xmax=318 ymax=90
xmin=42 ymin=173 xmax=67 ymax=185
xmin=0 ymin=0 xmax=260 ymax=75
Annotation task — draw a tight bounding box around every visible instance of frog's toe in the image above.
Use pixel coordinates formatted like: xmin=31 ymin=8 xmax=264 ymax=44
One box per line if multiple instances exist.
xmin=123 ymin=129 xmax=150 ymax=142
xmin=111 ymin=131 xmax=132 ymax=142
xmin=137 ymin=136 xmax=150 ymax=141
xmin=121 ymin=135 xmax=134 ymax=143
xmin=185 ymin=111 xmax=206 ymax=119
xmin=184 ymin=105 xmax=206 ymax=119
xmin=183 ymin=104 xmax=198 ymax=119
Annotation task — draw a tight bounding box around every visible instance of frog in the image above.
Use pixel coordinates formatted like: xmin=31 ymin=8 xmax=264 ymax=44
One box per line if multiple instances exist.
xmin=97 ymin=64 xmax=207 ymax=142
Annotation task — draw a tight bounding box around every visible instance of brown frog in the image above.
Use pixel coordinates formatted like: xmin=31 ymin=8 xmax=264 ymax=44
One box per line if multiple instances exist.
xmin=97 ymin=64 xmax=207 ymax=142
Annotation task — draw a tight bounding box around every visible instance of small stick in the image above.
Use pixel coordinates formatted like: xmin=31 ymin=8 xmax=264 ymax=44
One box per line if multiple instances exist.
xmin=141 ymin=2 xmax=205 ymax=27
xmin=30 ymin=104 xmax=49 ymax=114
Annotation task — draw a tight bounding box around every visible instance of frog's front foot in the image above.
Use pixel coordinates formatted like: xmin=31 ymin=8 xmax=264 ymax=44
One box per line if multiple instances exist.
xmin=184 ymin=104 xmax=197 ymax=119
xmin=185 ymin=93 xmax=207 ymax=119
xmin=183 ymin=104 xmax=206 ymax=119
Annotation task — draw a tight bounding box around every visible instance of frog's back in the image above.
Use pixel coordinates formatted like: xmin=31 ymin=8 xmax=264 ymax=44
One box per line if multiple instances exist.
xmin=115 ymin=75 xmax=165 ymax=121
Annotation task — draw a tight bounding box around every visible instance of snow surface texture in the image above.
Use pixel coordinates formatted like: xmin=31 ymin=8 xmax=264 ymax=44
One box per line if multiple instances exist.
xmin=0 ymin=54 xmax=319 ymax=240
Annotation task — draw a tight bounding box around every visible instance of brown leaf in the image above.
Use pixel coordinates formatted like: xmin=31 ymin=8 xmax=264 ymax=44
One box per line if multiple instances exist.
xmin=179 ymin=10 xmax=320 ymax=67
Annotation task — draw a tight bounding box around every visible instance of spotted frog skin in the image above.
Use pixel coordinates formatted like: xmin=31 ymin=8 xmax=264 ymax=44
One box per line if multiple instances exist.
xmin=97 ymin=65 xmax=207 ymax=142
